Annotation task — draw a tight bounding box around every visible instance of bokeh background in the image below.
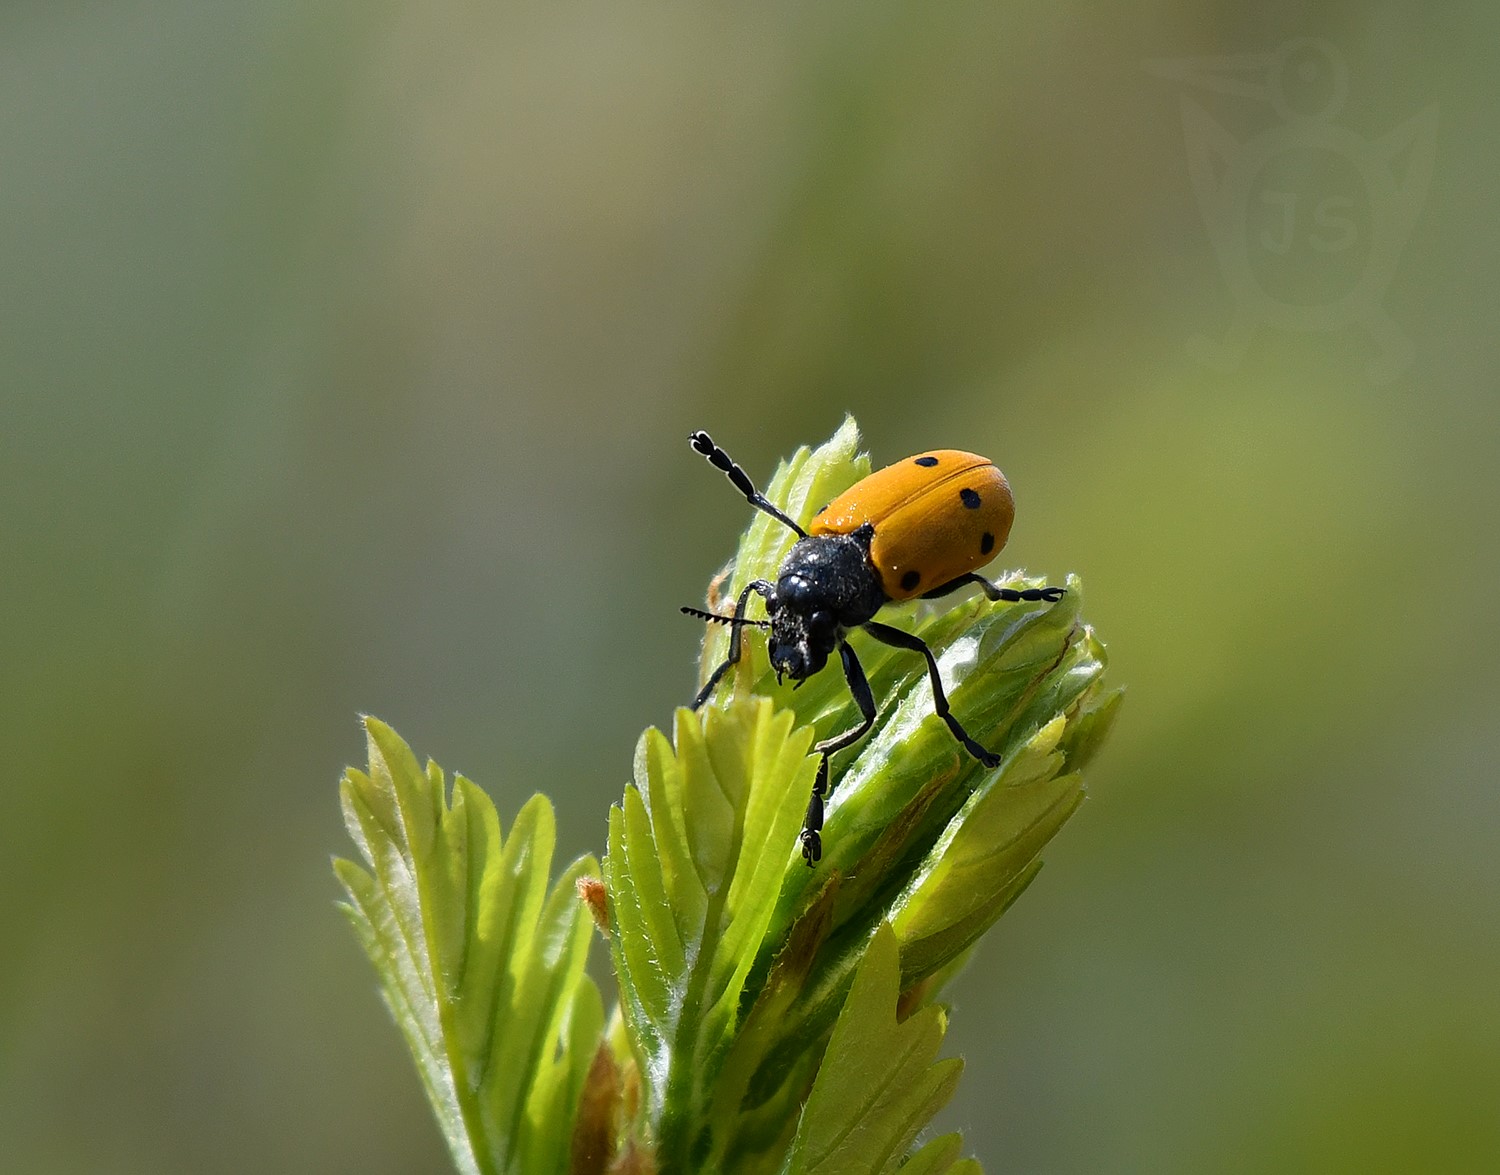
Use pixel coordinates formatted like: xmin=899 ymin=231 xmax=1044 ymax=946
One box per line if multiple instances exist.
xmin=4 ymin=3 xmax=1497 ymax=1172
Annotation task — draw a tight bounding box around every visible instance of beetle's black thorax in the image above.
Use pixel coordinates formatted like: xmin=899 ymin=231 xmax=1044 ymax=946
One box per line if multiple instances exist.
xmin=764 ymin=525 xmax=885 ymax=683
xmin=776 ymin=525 xmax=885 ymax=626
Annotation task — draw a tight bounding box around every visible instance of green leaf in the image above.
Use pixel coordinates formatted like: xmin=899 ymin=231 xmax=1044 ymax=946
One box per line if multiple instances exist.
xmin=335 ymin=717 xmax=602 ymax=1175
xmin=784 ymin=924 xmax=965 ymax=1175
xmin=900 ymin=1133 xmax=982 ymax=1175
xmin=603 ymin=697 xmax=818 ymax=1171
xmin=889 ymin=714 xmax=1087 ymax=982
xmin=724 ymin=578 xmax=1105 ymax=1088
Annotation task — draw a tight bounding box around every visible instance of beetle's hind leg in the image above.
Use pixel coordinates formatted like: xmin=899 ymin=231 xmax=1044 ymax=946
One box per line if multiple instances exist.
xmin=800 ymin=641 xmax=877 ymax=866
xmin=863 ymin=620 xmax=1001 ymax=769
xmin=689 ymin=430 xmax=808 ymax=538
xmin=922 ymin=571 xmax=1064 ymax=603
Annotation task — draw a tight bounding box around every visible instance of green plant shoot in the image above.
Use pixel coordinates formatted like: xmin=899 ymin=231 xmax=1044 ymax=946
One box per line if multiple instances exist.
xmin=335 ymin=418 xmax=1119 ymax=1174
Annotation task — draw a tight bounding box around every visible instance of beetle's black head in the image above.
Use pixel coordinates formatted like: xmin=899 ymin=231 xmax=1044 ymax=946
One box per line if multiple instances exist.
xmin=765 ymin=589 xmax=837 ymax=684
xmin=762 ymin=531 xmax=884 ymax=684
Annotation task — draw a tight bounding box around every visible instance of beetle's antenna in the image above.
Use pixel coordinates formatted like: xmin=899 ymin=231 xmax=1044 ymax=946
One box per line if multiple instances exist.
xmin=681 ymin=605 xmax=770 ymax=629
xmin=689 ymin=430 xmax=809 ymax=539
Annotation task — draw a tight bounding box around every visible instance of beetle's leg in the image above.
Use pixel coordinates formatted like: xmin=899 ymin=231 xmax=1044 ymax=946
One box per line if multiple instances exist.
xmin=862 ymin=620 xmax=1001 ymax=769
xmin=801 ymin=641 xmax=877 ymax=866
xmin=687 ymin=579 xmax=777 ymax=709
xmin=921 ymin=571 xmax=1065 ymax=603
xmin=689 ymin=430 xmax=808 ymax=539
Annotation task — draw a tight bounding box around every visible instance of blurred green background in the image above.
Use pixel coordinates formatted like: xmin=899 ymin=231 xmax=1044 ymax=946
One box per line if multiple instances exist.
xmin=3 ymin=3 xmax=1497 ymax=1172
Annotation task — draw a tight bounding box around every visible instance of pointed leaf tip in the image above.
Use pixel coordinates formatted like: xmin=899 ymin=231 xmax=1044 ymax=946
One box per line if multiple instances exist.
xmin=334 ymin=719 xmax=601 ymax=1175
xmin=603 ymin=696 xmax=819 ymax=1168
xmin=787 ymin=925 xmax=963 ymax=1175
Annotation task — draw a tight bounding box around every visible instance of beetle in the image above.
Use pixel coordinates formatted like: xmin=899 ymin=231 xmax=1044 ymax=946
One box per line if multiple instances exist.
xmin=682 ymin=430 xmax=1064 ymax=865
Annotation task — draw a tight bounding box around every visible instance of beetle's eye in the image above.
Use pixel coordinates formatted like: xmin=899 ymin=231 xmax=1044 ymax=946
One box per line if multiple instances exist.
xmin=779 ymin=576 xmax=811 ymax=607
xmin=808 ymin=610 xmax=834 ymax=637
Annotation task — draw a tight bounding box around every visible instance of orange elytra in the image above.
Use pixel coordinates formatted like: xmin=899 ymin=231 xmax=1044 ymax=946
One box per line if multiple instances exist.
xmin=809 ymin=449 xmax=1015 ymax=602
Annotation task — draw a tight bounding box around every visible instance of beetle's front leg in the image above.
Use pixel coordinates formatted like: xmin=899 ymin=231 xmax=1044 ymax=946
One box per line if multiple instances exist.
xmin=687 ymin=579 xmax=777 ymax=709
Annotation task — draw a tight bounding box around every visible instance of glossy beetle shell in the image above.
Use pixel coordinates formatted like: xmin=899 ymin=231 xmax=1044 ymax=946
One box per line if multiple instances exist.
xmin=809 ymin=449 xmax=1014 ymax=601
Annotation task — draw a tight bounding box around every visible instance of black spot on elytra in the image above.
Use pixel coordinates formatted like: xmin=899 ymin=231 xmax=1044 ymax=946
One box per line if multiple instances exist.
xmin=900 ymin=570 xmax=921 ymax=591
xmin=914 ymin=456 xmax=939 ymax=467
xmin=980 ymin=531 xmax=995 ymax=554
xmin=960 ymin=487 xmax=981 ymax=509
